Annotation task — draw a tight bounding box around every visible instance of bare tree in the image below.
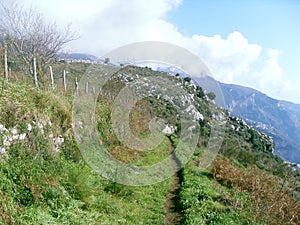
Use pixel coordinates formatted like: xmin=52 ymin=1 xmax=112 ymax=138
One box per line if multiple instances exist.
xmin=0 ymin=33 xmax=8 ymax=80
xmin=0 ymin=2 xmax=78 ymax=86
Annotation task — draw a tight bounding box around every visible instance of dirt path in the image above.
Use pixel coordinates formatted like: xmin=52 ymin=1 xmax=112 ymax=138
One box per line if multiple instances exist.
xmin=163 ymin=138 xmax=184 ymax=224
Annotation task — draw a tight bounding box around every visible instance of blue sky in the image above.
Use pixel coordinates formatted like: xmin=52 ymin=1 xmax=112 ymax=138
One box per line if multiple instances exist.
xmin=14 ymin=0 xmax=300 ymax=103
xmin=168 ymin=0 xmax=300 ymax=95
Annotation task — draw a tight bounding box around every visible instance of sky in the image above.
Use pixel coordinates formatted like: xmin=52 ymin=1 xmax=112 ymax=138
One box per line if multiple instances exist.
xmin=5 ymin=0 xmax=300 ymax=104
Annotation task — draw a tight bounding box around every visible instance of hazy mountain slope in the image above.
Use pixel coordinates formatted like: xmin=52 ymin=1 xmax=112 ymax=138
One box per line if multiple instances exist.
xmin=155 ymin=66 xmax=300 ymax=164
xmin=58 ymin=53 xmax=97 ymax=61
xmin=219 ymin=82 xmax=300 ymax=164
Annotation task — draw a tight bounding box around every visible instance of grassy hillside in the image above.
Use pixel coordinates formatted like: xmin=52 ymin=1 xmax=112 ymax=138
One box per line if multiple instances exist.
xmin=0 ymin=63 xmax=299 ymax=224
xmin=0 ymin=81 xmax=172 ymax=224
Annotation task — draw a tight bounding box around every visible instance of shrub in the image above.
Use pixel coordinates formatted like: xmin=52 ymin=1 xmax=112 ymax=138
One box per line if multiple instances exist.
xmin=211 ymin=158 xmax=300 ymax=225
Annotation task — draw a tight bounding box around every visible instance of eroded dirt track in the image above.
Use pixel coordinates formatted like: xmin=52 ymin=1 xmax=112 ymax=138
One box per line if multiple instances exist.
xmin=163 ymin=138 xmax=184 ymax=225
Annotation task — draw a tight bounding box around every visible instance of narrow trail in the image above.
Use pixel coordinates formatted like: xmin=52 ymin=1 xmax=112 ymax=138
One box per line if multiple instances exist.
xmin=163 ymin=137 xmax=184 ymax=225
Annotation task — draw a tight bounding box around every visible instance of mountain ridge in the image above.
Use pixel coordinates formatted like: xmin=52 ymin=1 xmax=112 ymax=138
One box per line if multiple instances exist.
xmin=153 ymin=65 xmax=300 ymax=164
xmin=53 ymin=55 xmax=300 ymax=164
xmin=219 ymin=81 xmax=300 ymax=164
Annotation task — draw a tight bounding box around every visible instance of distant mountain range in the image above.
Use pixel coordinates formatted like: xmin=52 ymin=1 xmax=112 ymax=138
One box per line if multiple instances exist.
xmin=58 ymin=53 xmax=98 ymax=61
xmin=219 ymin=82 xmax=300 ymax=164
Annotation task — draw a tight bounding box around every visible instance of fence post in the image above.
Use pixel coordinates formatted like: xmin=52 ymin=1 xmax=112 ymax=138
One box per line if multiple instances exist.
xmin=33 ymin=57 xmax=38 ymax=87
xmin=75 ymin=77 xmax=78 ymax=94
xmin=49 ymin=66 xmax=55 ymax=89
xmin=85 ymin=81 xmax=89 ymax=94
xmin=63 ymin=69 xmax=67 ymax=92
xmin=4 ymin=38 xmax=8 ymax=80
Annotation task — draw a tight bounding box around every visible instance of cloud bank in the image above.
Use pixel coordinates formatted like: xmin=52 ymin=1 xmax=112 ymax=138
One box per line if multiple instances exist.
xmin=14 ymin=0 xmax=297 ymax=103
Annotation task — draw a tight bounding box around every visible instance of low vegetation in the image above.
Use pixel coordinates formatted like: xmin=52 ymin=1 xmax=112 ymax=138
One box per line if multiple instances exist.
xmin=0 ymin=81 xmax=172 ymax=224
xmin=0 ymin=63 xmax=299 ymax=224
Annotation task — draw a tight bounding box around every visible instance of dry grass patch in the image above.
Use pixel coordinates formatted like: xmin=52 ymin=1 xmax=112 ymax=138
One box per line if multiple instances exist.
xmin=211 ymin=157 xmax=300 ymax=225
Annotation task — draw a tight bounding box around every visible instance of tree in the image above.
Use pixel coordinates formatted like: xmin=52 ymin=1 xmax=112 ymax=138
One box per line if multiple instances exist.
xmin=0 ymin=2 xmax=78 ymax=86
xmin=207 ymin=92 xmax=216 ymax=101
xmin=183 ymin=77 xmax=191 ymax=83
xmin=0 ymin=33 xmax=8 ymax=80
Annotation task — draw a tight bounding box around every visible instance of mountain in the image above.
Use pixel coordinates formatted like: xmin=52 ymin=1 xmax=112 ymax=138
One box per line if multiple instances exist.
xmin=154 ymin=66 xmax=300 ymax=164
xmin=220 ymin=83 xmax=300 ymax=164
xmin=58 ymin=53 xmax=98 ymax=61
xmin=201 ymin=76 xmax=300 ymax=164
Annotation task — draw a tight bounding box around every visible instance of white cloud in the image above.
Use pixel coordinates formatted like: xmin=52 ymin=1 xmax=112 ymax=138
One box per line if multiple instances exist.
xmin=188 ymin=35 xmax=294 ymax=102
xmin=251 ymin=48 xmax=293 ymax=99
xmin=188 ymin=32 xmax=262 ymax=83
xmin=18 ymin=0 xmax=183 ymax=53
xmin=20 ymin=0 xmax=113 ymax=22
xmin=7 ymin=0 xmax=298 ymax=102
xmin=254 ymin=49 xmax=283 ymax=88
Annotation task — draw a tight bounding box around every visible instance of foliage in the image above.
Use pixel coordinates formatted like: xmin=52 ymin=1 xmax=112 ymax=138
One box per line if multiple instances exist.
xmin=0 ymin=81 xmax=172 ymax=224
xmin=179 ymin=160 xmax=255 ymax=225
xmin=0 ymin=2 xmax=78 ymax=86
xmin=211 ymin=157 xmax=300 ymax=225
xmin=0 ymin=64 xmax=299 ymax=224
xmin=207 ymin=92 xmax=216 ymax=101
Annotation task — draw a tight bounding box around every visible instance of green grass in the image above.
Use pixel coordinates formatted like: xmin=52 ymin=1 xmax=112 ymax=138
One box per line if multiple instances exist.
xmin=0 ymin=81 xmax=172 ymax=224
xmin=178 ymin=152 xmax=300 ymax=225
xmin=179 ymin=158 xmax=262 ymax=225
xmin=0 ymin=144 xmax=172 ymax=224
xmin=1 ymin=64 xmax=299 ymax=224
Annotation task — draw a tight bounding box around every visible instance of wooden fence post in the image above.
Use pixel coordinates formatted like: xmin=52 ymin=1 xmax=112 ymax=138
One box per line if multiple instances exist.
xmin=85 ymin=82 xmax=89 ymax=94
xmin=63 ymin=69 xmax=67 ymax=92
xmin=4 ymin=39 xmax=8 ymax=81
xmin=33 ymin=57 xmax=38 ymax=87
xmin=49 ymin=66 xmax=55 ymax=89
xmin=75 ymin=77 xmax=78 ymax=94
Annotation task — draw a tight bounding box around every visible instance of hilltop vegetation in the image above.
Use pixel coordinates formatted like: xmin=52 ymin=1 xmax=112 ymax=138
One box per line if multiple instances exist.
xmin=0 ymin=63 xmax=299 ymax=224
